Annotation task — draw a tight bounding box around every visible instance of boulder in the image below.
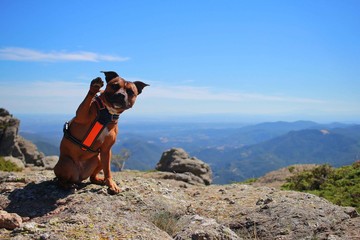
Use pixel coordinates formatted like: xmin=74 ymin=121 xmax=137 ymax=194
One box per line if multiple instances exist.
xmin=17 ymin=136 xmax=45 ymax=166
xmin=0 ymin=210 xmax=22 ymax=230
xmin=0 ymin=108 xmax=10 ymax=117
xmin=0 ymin=112 xmax=20 ymax=157
xmin=0 ymin=108 xmax=45 ymax=166
xmin=156 ymin=148 xmax=212 ymax=185
xmin=43 ymin=155 xmax=59 ymax=170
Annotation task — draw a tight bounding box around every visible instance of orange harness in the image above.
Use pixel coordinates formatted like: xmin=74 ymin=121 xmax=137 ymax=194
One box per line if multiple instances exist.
xmin=63 ymin=96 xmax=119 ymax=153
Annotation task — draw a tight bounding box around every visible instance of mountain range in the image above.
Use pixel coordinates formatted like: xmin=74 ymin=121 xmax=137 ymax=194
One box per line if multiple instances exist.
xmin=18 ymin=116 xmax=360 ymax=184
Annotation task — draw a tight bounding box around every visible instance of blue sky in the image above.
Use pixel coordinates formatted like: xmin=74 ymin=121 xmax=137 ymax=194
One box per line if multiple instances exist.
xmin=0 ymin=0 xmax=359 ymax=122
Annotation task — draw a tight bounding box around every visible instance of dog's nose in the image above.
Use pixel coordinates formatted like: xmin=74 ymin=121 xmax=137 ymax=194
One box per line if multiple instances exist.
xmin=114 ymin=92 xmax=126 ymax=101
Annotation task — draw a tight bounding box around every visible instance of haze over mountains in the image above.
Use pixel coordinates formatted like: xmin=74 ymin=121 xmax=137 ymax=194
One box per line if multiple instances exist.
xmin=18 ymin=114 xmax=360 ymax=184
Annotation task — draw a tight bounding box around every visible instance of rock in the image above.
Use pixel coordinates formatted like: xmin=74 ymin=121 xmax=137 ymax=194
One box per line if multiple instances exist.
xmin=156 ymin=148 xmax=213 ymax=185
xmin=344 ymin=207 xmax=359 ymax=218
xmin=0 ymin=167 xmax=359 ymax=239
xmin=0 ymin=108 xmax=45 ymax=167
xmin=252 ymin=164 xmax=318 ymax=189
xmin=17 ymin=137 xmax=45 ymax=166
xmin=0 ymin=210 xmax=22 ymax=230
xmin=174 ymin=214 xmax=242 ymax=240
xmin=0 ymin=108 xmax=10 ymax=117
xmin=43 ymin=156 xmax=59 ymax=170
xmin=0 ymin=111 xmax=20 ymax=157
xmin=162 ymin=172 xmax=207 ymax=185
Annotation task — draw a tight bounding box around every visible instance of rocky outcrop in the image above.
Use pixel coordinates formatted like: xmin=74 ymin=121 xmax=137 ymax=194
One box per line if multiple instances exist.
xmin=156 ymin=148 xmax=213 ymax=185
xmin=252 ymin=164 xmax=318 ymax=188
xmin=0 ymin=169 xmax=359 ymax=239
xmin=0 ymin=108 xmax=44 ymax=166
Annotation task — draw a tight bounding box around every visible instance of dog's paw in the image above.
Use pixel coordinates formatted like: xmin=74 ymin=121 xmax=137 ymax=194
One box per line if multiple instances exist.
xmin=90 ymin=176 xmax=106 ymax=186
xmin=90 ymin=77 xmax=104 ymax=93
xmin=106 ymin=179 xmax=121 ymax=195
xmin=107 ymin=187 xmax=121 ymax=195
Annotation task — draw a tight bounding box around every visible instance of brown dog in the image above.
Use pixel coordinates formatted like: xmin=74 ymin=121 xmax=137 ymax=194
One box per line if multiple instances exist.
xmin=54 ymin=71 xmax=148 ymax=194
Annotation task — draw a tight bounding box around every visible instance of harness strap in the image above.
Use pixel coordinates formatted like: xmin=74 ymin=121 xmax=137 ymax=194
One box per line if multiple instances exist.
xmin=63 ymin=122 xmax=99 ymax=153
xmin=81 ymin=121 xmax=104 ymax=151
xmin=63 ymin=96 xmax=119 ymax=153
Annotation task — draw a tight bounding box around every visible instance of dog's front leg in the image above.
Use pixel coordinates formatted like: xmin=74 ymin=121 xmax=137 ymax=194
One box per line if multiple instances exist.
xmin=75 ymin=77 xmax=104 ymax=123
xmin=100 ymin=149 xmax=120 ymax=194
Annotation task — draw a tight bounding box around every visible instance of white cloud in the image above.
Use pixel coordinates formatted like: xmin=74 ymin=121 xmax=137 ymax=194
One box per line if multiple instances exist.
xmin=0 ymin=47 xmax=129 ymax=62
xmin=0 ymin=81 xmax=89 ymax=114
xmin=143 ymin=85 xmax=326 ymax=104
xmin=0 ymin=81 xmax=88 ymax=97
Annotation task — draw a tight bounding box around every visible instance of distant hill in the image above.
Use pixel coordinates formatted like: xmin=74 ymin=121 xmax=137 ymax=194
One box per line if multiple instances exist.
xmin=222 ymin=120 xmax=319 ymax=146
xmin=16 ymin=115 xmax=360 ymax=184
xmin=204 ymin=126 xmax=360 ymax=183
xmin=20 ymin=132 xmax=61 ymax=156
xmin=112 ymin=135 xmax=163 ymax=171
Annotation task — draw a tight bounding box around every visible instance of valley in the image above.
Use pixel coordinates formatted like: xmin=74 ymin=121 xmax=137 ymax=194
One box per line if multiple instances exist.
xmin=18 ymin=114 xmax=360 ymax=184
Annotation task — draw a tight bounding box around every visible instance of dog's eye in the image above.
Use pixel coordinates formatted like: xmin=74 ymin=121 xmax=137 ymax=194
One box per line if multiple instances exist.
xmin=126 ymin=89 xmax=134 ymax=96
xmin=110 ymin=84 xmax=120 ymax=91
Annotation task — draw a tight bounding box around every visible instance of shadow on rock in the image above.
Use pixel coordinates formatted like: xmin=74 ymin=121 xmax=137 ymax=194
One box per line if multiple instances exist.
xmin=5 ymin=180 xmax=74 ymax=218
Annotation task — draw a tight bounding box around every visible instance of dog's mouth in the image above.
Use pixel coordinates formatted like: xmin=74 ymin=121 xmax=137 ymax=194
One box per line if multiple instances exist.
xmin=105 ymin=92 xmax=131 ymax=110
xmin=113 ymin=102 xmax=125 ymax=109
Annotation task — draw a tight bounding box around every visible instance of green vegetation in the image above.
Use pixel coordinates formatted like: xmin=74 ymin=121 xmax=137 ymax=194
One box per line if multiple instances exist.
xmin=282 ymin=162 xmax=360 ymax=212
xmin=237 ymin=178 xmax=258 ymax=184
xmin=0 ymin=156 xmax=23 ymax=172
xmin=288 ymin=166 xmax=295 ymax=173
xmin=150 ymin=210 xmax=181 ymax=236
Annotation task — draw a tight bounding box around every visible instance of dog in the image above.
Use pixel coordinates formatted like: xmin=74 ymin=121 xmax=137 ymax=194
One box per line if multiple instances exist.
xmin=54 ymin=71 xmax=148 ymax=194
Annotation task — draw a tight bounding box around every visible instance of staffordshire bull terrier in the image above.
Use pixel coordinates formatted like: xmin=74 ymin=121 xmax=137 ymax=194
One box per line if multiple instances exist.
xmin=54 ymin=71 xmax=148 ymax=194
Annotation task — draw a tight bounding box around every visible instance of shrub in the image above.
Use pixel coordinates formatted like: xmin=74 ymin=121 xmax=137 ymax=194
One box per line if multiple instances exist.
xmin=0 ymin=156 xmax=23 ymax=172
xmin=282 ymin=163 xmax=360 ymax=212
xmin=288 ymin=166 xmax=295 ymax=173
xmin=239 ymin=178 xmax=258 ymax=184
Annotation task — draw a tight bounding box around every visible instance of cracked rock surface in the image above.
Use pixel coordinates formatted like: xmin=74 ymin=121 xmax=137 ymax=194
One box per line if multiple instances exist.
xmin=0 ymin=168 xmax=359 ymax=240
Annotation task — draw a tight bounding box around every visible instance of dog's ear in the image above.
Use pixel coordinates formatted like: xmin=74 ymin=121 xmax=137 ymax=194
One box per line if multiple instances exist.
xmin=101 ymin=71 xmax=119 ymax=83
xmin=134 ymin=81 xmax=149 ymax=95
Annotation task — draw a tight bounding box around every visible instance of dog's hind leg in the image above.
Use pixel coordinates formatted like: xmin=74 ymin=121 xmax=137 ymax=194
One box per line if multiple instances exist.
xmin=90 ymin=164 xmax=105 ymax=185
xmin=54 ymin=155 xmax=81 ymax=188
xmin=90 ymin=159 xmax=106 ymax=186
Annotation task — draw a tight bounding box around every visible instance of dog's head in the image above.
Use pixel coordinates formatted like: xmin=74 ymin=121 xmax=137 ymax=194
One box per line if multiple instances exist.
xmin=101 ymin=71 xmax=149 ymax=113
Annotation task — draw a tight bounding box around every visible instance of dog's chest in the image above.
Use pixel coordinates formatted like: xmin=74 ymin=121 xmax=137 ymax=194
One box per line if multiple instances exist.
xmin=95 ymin=126 xmax=111 ymax=145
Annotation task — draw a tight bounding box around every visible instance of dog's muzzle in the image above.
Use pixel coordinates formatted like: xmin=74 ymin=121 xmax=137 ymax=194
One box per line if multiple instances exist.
xmin=105 ymin=92 xmax=129 ymax=109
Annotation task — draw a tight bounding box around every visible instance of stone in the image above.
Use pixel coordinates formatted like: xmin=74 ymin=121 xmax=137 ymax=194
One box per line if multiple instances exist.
xmin=0 ymin=108 xmax=45 ymax=167
xmin=174 ymin=214 xmax=242 ymax=240
xmin=0 ymin=169 xmax=359 ymax=239
xmin=0 ymin=210 xmax=22 ymax=230
xmin=0 ymin=112 xmax=20 ymax=157
xmin=162 ymin=172 xmax=206 ymax=185
xmin=343 ymin=207 xmax=359 ymax=218
xmin=0 ymin=108 xmax=10 ymax=117
xmin=43 ymin=156 xmax=59 ymax=170
xmin=156 ymin=148 xmax=213 ymax=185
xmin=17 ymin=137 xmax=45 ymax=166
